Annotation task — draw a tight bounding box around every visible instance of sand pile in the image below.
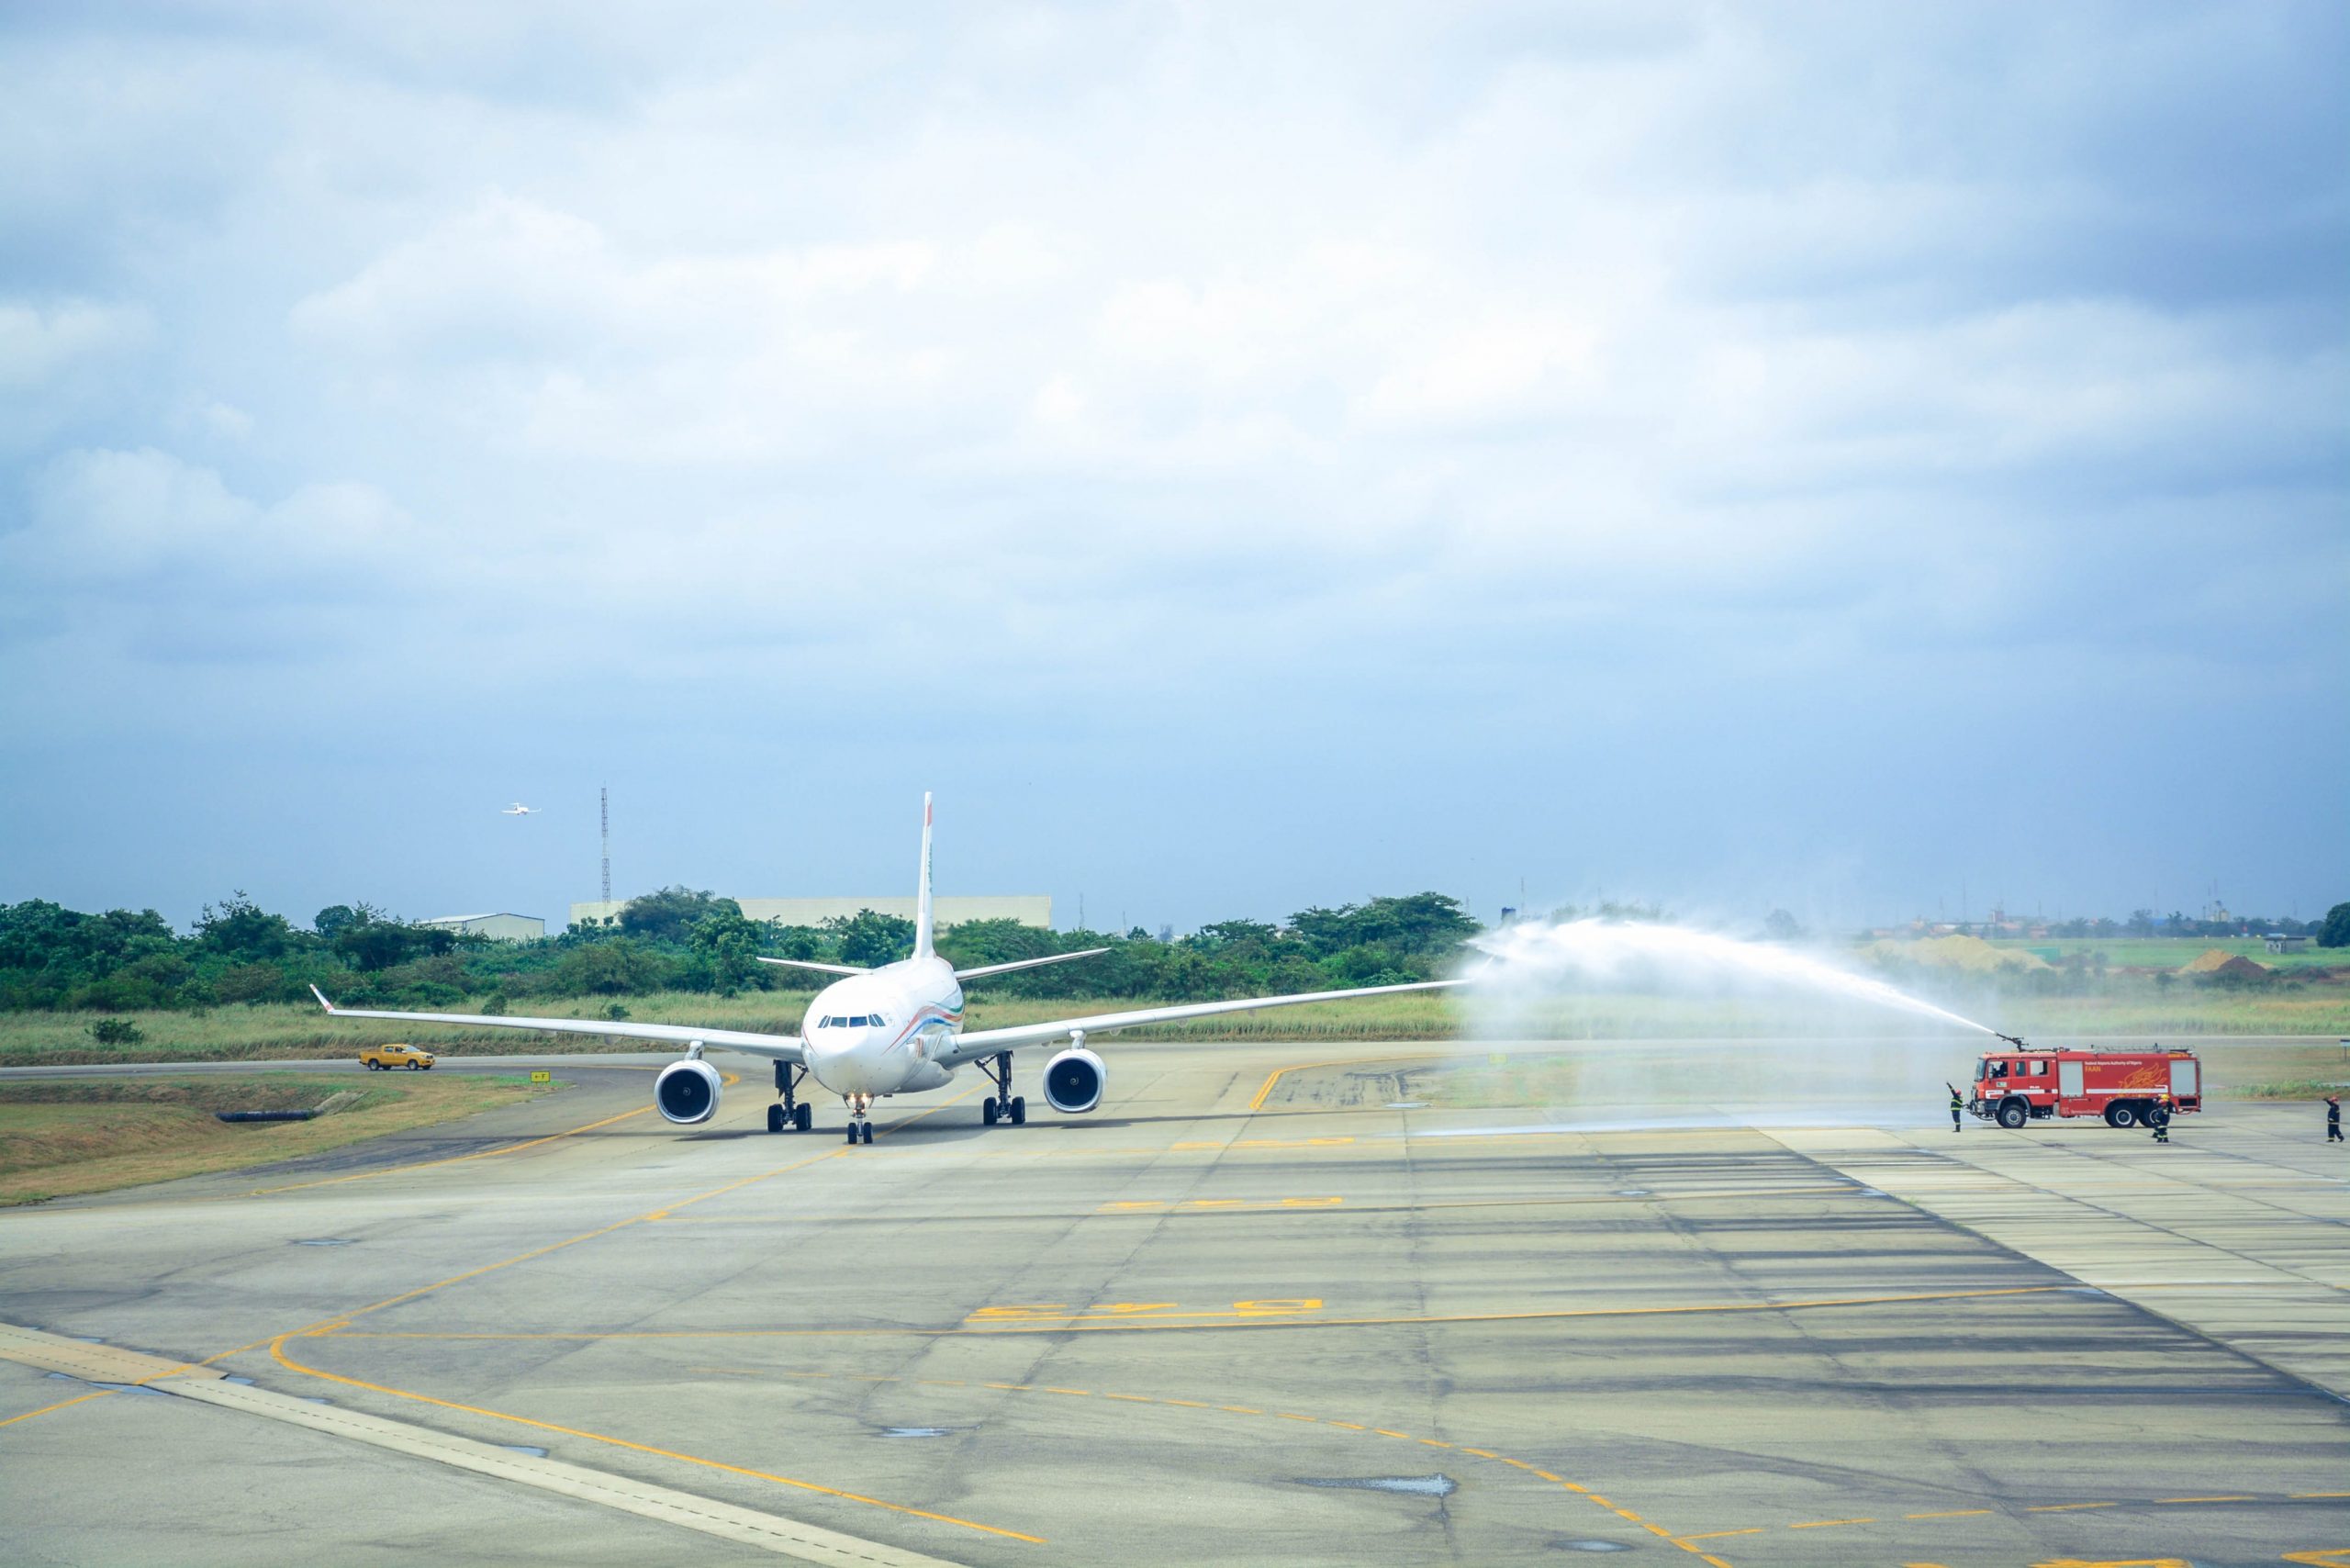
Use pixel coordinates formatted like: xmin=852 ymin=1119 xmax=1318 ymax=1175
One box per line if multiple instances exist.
xmin=2179 ymin=951 xmax=2271 ymax=981
xmin=1863 ymin=935 xmax=2051 ymax=973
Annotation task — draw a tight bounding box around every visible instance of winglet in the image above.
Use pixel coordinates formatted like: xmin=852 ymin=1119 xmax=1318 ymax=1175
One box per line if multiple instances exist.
xmin=309 ymin=983 xmax=336 ymax=1014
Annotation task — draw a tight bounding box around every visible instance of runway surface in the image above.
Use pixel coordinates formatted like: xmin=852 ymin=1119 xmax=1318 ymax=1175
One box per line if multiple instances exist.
xmin=3 ymin=1038 xmax=2345 ymax=1567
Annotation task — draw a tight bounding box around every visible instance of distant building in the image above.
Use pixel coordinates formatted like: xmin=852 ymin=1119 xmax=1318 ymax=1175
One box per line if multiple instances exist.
xmin=565 ymin=895 xmax=1052 ymax=932
xmin=2266 ymin=934 xmax=2310 ymax=954
xmin=420 ymin=913 xmax=546 ymax=942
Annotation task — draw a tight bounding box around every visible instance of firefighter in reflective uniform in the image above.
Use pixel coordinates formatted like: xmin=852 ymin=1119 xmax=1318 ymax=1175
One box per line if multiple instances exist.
xmin=2149 ymin=1092 xmax=2173 ymax=1144
xmin=2326 ymin=1092 xmax=2342 ymax=1143
xmin=1949 ymin=1083 xmax=1964 ymax=1133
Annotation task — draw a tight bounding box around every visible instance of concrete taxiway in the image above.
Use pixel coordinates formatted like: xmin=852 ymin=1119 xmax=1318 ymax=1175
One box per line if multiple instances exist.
xmin=3 ymin=1038 xmax=2345 ymax=1567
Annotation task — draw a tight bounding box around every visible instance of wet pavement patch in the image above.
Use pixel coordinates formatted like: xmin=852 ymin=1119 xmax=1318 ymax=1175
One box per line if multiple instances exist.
xmin=878 ymin=1427 xmax=955 ymax=1439
xmin=1386 ymin=1101 xmax=1429 ymax=1110
xmin=292 ymin=1238 xmax=354 ymax=1247
xmin=1294 ymin=1474 xmax=1457 ymax=1496
xmin=502 ymin=1445 xmax=549 ymax=1457
xmin=1551 ymin=1540 xmax=1635 ymax=1552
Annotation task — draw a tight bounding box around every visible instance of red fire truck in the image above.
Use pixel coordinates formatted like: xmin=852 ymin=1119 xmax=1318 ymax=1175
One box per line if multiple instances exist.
xmin=1965 ymin=1036 xmax=2202 ymax=1129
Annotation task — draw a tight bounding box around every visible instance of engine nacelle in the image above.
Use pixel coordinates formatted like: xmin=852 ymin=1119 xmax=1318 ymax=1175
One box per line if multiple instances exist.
xmin=655 ymin=1058 xmax=722 ymax=1126
xmin=1042 ymin=1047 xmax=1105 ymax=1114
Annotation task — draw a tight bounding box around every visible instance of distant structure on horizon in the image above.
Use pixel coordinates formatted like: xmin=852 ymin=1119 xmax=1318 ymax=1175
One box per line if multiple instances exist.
xmin=566 ymin=895 xmax=1051 ymax=932
xmin=420 ymin=913 xmax=547 ymax=941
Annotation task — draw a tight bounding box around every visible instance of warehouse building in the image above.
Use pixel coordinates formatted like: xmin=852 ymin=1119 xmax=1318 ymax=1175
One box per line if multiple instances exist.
xmin=419 ymin=913 xmax=548 ymax=941
xmin=566 ymin=895 xmax=1050 ymax=931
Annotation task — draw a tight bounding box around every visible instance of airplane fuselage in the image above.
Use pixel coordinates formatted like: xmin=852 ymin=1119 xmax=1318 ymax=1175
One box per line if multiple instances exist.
xmin=799 ymin=955 xmax=966 ymax=1098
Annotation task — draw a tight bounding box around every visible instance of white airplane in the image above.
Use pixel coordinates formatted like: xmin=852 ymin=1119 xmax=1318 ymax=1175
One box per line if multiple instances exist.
xmin=502 ymin=802 xmax=538 ymax=815
xmin=313 ymin=794 xmax=1464 ymax=1145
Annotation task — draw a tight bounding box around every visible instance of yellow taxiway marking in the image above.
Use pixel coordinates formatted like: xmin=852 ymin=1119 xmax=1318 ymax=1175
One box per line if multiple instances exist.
xmin=0 ymin=1388 xmax=111 ymax=1429
xmin=270 ymin=1333 xmax=1038 ymax=1541
xmin=2152 ymin=1495 xmax=2254 ymax=1503
xmin=1246 ymin=1052 xmax=1431 ymax=1113
xmin=1095 ymin=1196 xmax=1344 ymax=1212
xmin=1790 ymin=1517 xmax=1876 ymax=1529
xmin=1681 ymin=1529 xmax=1765 ymax=1540
xmin=966 ymin=1297 xmax=1323 ymax=1325
xmin=1903 ymin=1509 xmax=1994 ymax=1518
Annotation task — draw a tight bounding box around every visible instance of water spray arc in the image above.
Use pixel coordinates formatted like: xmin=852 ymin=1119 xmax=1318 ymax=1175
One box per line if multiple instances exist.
xmin=1467 ymin=918 xmax=1997 ymax=1036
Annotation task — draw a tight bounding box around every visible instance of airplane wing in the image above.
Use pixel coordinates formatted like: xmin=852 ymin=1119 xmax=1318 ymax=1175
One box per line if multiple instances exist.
xmin=309 ymin=986 xmax=804 ymax=1062
xmin=936 ymin=977 xmax=1464 ymax=1068
xmin=755 ymin=957 xmax=867 ymax=978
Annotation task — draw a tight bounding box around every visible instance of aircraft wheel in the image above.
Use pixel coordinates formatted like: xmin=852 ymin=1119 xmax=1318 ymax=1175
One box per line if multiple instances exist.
xmin=860 ymin=1122 xmax=875 ymax=1144
xmin=767 ymin=1104 xmax=784 ymax=1134
xmin=983 ymin=1097 xmax=999 ymax=1126
xmin=794 ymin=1103 xmax=811 ymax=1132
xmin=1010 ymin=1096 xmax=1027 ymax=1126
xmin=845 ymin=1124 xmax=862 ymax=1145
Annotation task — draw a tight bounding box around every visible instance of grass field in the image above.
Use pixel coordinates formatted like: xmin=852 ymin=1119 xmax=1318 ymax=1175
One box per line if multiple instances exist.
xmin=0 ymin=1072 xmax=563 ymax=1206
xmin=3 ymin=982 xmax=2345 ymax=1071
xmin=1981 ymin=935 xmax=2343 ymax=969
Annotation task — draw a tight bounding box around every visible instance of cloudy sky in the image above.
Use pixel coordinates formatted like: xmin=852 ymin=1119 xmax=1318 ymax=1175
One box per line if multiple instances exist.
xmin=3 ymin=2 xmax=2344 ymax=936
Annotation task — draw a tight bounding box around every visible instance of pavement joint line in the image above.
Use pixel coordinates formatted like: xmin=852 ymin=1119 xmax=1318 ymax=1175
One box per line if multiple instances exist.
xmin=226 ymin=1089 xmax=690 ymax=1198
xmin=269 ymin=1332 xmax=1040 ymax=1543
xmin=315 ymin=1282 xmax=2082 ymax=1342
xmin=3 ymin=1092 xmax=976 ymax=1514
xmin=680 ymin=1355 xmax=1734 ymax=1558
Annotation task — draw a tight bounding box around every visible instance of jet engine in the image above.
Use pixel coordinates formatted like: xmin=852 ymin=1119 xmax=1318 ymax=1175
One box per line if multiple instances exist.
xmin=655 ymin=1058 xmax=722 ymax=1125
xmin=1042 ymin=1047 xmax=1105 ymax=1114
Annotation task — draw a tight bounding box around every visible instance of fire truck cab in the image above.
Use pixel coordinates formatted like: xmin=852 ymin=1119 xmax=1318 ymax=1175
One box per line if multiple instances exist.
xmin=1969 ymin=1042 xmax=2201 ymax=1130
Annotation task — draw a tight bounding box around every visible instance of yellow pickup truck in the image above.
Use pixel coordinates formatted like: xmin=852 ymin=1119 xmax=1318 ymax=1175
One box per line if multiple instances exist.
xmin=359 ymin=1043 xmax=436 ymax=1071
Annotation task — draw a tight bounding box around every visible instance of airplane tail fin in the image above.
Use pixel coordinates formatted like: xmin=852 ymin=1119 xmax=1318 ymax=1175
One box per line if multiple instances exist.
xmin=913 ymin=792 xmax=935 ymax=960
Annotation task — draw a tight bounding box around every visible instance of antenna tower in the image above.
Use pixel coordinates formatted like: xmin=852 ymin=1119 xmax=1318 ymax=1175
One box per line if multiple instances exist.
xmin=599 ymin=786 xmax=612 ymax=912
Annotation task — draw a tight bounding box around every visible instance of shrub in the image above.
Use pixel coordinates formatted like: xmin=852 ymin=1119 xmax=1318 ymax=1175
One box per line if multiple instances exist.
xmin=87 ymin=1016 xmax=145 ymax=1045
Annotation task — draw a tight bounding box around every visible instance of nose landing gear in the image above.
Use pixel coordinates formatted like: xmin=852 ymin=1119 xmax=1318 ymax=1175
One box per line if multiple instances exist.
xmin=844 ymin=1092 xmax=875 ymax=1144
xmin=979 ymin=1053 xmax=1026 ymax=1126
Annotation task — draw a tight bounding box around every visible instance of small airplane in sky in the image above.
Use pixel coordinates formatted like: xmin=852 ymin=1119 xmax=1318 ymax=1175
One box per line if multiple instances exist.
xmin=501 ymin=802 xmax=538 ymax=815
xmin=316 ymin=794 xmax=1466 ymax=1145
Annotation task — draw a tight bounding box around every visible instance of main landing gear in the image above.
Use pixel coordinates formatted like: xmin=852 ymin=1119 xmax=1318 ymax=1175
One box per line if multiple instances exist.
xmin=845 ymin=1092 xmax=875 ymax=1145
xmin=981 ymin=1052 xmax=1026 ymax=1127
xmin=766 ymin=1063 xmax=814 ymax=1135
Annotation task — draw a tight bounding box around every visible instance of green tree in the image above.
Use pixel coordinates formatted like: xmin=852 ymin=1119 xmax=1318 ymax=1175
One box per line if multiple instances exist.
xmin=553 ymin=939 xmax=671 ymax=996
xmin=829 ymin=909 xmax=915 ymax=969
xmin=689 ymin=911 xmax=771 ymax=994
xmin=620 ymin=887 xmax=742 ymax=944
xmin=196 ymin=892 xmax=301 ymax=964
xmin=2320 ymin=902 xmax=2350 ymax=949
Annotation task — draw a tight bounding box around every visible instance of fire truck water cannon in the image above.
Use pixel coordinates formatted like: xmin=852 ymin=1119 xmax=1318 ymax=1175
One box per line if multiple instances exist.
xmin=1994 ymin=1032 xmax=2028 ymax=1049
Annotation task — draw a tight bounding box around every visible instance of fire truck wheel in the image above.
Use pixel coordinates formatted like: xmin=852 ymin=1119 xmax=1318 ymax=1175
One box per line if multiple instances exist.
xmin=1996 ymin=1099 xmax=2029 ymax=1130
xmin=2106 ymin=1103 xmax=2138 ymax=1129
